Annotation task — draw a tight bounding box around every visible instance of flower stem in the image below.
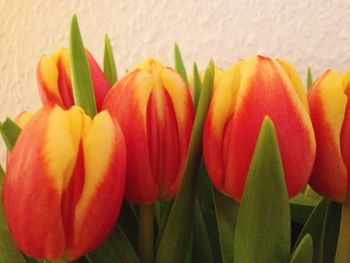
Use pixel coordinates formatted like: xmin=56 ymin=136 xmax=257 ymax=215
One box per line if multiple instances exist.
xmin=138 ymin=204 xmax=154 ymax=263
xmin=335 ymin=200 xmax=350 ymax=263
xmin=51 ymin=259 xmax=68 ymax=263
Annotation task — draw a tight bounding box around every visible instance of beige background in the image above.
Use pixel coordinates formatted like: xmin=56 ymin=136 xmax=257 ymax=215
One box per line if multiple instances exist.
xmin=1 ymin=0 xmax=350 ymax=162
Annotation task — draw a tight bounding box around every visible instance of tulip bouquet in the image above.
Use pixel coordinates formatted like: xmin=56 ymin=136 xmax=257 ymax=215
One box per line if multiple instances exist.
xmin=0 ymin=14 xmax=349 ymax=263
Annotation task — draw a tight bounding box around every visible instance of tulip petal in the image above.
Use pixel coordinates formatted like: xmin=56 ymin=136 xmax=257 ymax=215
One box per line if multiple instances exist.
xmin=3 ymin=106 xmax=72 ymax=260
xmin=86 ymin=50 xmax=111 ymax=111
xmin=161 ymin=68 xmax=194 ymax=195
xmin=103 ymin=71 xmax=159 ymax=204
xmin=69 ymin=111 xmax=126 ymax=259
xmin=208 ymin=56 xmax=315 ymax=201
xmin=308 ymin=70 xmax=348 ymax=202
xmin=277 ymin=59 xmax=309 ymax=111
xmin=203 ymin=61 xmax=242 ymax=195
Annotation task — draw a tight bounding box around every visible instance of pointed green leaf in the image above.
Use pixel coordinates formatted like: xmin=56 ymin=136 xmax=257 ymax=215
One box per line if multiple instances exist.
xmin=192 ymin=63 xmax=202 ymax=111
xmin=88 ymin=225 xmax=140 ymax=263
xmin=294 ymin=199 xmax=341 ymax=263
xmin=72 ymin=256 xmax=92 ymax=263
xmin=290 ymin=234 xmax=313 ymax=263
xmin=70 ymin=14 xmax=97 ymax=117
xmin=103 ymin=34 xmax=118 ymax=85
xmin=174 ymin=43 xmax=188 ymax=83
xmin=307 ymin=67 xmax=313 ymax=90
xmin=293 ymin=198 xmax=327 ymax=263
xmin=290 ymin=193 xmax=321 ymax=225
xmin=323 ymin=201 xmax=341 ymax=263
xmin=214 ymin=189 xmax=239 ymax=263
xmin=193 ymin=198 xmax=214 ymax=263
xmin=234 ymin=117 xmax=290 ymax=263
xmin=0 ymin=118 xmax=21 ymax=151
xmin=155 ymin=60 xmax=214 ymax=263
xmin=117 ymin=202 xmax=139 ymax=250
xmin=196 ymin=161 xmax=222 ymax=263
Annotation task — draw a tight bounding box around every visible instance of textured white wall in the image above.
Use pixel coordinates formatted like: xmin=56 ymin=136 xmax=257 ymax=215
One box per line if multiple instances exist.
xmin=1 ymin=0 xmax=350 ymax=161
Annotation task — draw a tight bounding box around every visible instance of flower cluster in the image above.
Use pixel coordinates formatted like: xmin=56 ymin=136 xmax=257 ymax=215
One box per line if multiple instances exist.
xmin=1 ymin=18 xmax=349 ymax=263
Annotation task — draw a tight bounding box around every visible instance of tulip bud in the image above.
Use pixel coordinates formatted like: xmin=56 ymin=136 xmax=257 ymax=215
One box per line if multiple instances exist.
xmin=2 ymin=105 xmax=126 ymax=261
xmin=37 ymin=48 xmax=110 ymax=111
xmin=102 ymin=58 xmax=194 ymax=204
xmin=308 ymin=70 xmax=350 ymax=202
xmin=203 ymin=55 xmax=316 ymax=201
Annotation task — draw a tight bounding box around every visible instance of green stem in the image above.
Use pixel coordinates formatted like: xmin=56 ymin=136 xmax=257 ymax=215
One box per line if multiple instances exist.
xmin=138 ymin=204 xmax=154 ymax=263
xmin=51 ymin=259 xmax=68 ymax=263
xmin=335 ymin=200 xmax=350 ymax=263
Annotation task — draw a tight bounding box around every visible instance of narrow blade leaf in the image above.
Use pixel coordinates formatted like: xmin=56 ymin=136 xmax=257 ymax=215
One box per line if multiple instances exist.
xmin=174 ymin=43 xmax=188 ymax=83
xmin=88 ymin=225 xmax=140 ymax=263
xmin=117 ymin=202 xmax=139 ymax=250
xmin=193 ymin=198 xmax=214 ymax=263
xmin=192 ymin=63 xmax=201 ymax=110
xmin=290 ymin=234 xmax=313 ymax=263
xmin=214 ymin=190 xmax=239 ymax=263
xmin=0 ymin=118 xmax=21 ymax=151
xmin=290 ymin=193 xmax=321 ymax=225
xmin=155 ymin=60 xmax=214 ymax=263
xmin=196 ymin=161 xmax=223 ymax=263
xmin=234 ymin=117 xmax=290 ymax=263
xmin=307 ymin=67 xmax=313 ymax=90
xmin=294 ymin=198 xmax=341 ymax=263
xmin=70 ymin=14 xmax=97 ymax=117
xmin=103 ymin=34 xmax=118 ymax=85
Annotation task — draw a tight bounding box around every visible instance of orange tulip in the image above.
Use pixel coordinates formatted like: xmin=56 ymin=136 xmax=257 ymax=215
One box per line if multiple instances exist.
xmin=37 ymin=48 xmax=110 ymax=111
xmin=308 ymin=70 xmax=350 ymax=202
xmin=103 ymin=58 xmax=194 ymax=204
xmin=3 ymin=105 xmax=126 ymax=261
xmin=203 ymin=55 xmax=316 ymax=201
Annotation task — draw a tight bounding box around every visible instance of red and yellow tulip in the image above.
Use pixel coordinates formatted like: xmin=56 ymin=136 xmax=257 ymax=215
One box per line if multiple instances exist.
xmin=203 ymin=55 xmax=316 ymax=201
xmin=103 ymin=58 xmax=194 ymax=204
xmin=308 ymin=70 xmax=350 ymax=202
xmin=37 ymin=48 xmax=110 ymax=111
xmin=2 ymin=105 xmax=126 ymax=261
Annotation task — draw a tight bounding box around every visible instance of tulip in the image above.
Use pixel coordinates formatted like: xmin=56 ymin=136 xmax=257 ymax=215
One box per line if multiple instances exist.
xmin=308 ymin=70 xmax=350 ymax=202
xmin=102 ymin=58 xmax=194 ymax=204
xmin=203 ymin=55 xmax=316 ymax=201
xmin=37 ymin=48 xmax=110 ymax=111
xmin=2 ymin=105 xmax=126 ymax=261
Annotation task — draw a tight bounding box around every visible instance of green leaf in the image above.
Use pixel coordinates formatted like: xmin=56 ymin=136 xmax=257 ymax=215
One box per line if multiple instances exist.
xmin=214 ymin=189 xmax=239 ymax=263
xmin=290 ymin=193 xmax=321 ymax=225
xmin=103 ymin=34 xmax=118 ymax=85
xmin=193 ymin=198 xmax=214 ymax=263
xmin=294 ymin=198 xmax=341 ymax=263
xmin=322 ymin=201 xmax=341 ymax=263
xmin=88 ymin=225 xmax=140 ymax=263
xmin=290 ymin=234 xmax=313 ymax=263
xmin=234 ymin=117 xmax=290 ymax=263
xmin=192 ymin=63 xmax=202 ymax=111
xmin=72 ymin=256 xmax=92 ymax=263
xmin=0 ymin=118 xmax=22 ymax=151
xmin=174 ymin=43 xmax=188 ymax=84
xmin=307 ymin=67 xmax=313 ymax=90
xmin=117 ymin=202 xmax=139 ymax=250
xmin=155 ymin=60 xmax=214 ymax=263
xmin=70 ymin=14 xmax=97 ymax=118
xmin=196 ymin=161 xmax=222 ymax=263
